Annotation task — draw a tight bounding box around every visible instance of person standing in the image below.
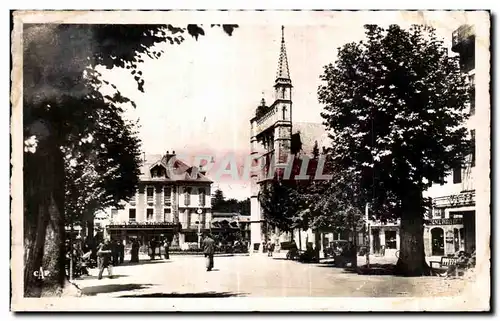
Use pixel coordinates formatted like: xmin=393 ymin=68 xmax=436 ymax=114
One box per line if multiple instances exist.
xmin=111 ymin=239 xmax=119 ymax=266
xmin=97 ymin=238 xmax=113 ymax=280
xmin=130 ymin=239 xmax=139 ymax=263
xmin=268 ymin=242 xmax=275 ymax=257
xmin=202 ymin=233 xmax=215 ymax=271
xmin=118 ymin=239 xmax=125 ymax=264
xmin=149 ymin=238 xmax=157 ymax=260
xmin=163 ymin=237 xmax=170 ymax=260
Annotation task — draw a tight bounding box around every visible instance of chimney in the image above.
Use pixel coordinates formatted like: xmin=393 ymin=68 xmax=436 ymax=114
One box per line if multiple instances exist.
xmin=142 ymin=152 xmax=146 ymax=162
xmin=199 ymin=165 xmax=207 ymax=176
xmin=172 ymin=150 xmax=176 ymax=156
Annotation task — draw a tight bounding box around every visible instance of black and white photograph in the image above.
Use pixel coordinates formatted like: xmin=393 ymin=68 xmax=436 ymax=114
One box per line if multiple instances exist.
xmin=10 ymin=10 xmax=490 ymax=311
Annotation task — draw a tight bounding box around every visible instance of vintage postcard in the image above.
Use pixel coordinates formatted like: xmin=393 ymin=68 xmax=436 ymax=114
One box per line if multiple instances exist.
xmin=10 ymin=10 xmax=491 ymax=311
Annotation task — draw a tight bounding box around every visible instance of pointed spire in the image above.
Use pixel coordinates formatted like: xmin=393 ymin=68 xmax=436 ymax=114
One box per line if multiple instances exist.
xmin=276 ymin=26 xmax=291 ymax=84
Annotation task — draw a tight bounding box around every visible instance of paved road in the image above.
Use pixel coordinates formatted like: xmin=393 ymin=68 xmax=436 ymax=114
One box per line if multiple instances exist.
xmin=73 ymin=254 xmax=467 ymax=298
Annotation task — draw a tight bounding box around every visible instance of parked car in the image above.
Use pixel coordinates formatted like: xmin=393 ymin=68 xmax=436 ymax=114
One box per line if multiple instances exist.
xmin=324 ymin=240 xmax=349 ymax=259
xmin=324 ymin=240 xmax=357 ymax=267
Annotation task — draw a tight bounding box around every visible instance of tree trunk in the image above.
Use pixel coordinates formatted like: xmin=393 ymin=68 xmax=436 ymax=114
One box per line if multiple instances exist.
xmin=394 ymin=189 xmax=431 ymax=276
xmin=24 ymin=138 xmax=69 ymax=296
xmin=85 ymin=214 xmax=94 ymax=244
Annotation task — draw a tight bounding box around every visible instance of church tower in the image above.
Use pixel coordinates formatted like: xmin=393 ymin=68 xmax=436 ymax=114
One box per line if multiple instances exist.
xmin=249 ymin=26 xmax=293 ymax=253
xmin=273 ymin=26 xmax=293 ymax=165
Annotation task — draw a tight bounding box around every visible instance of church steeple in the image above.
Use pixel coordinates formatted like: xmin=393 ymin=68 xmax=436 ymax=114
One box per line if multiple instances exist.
xmin=276 ymin=26 xmax=292 ymax=85
xmin=274 ymin=26 xmax=292 ymax=100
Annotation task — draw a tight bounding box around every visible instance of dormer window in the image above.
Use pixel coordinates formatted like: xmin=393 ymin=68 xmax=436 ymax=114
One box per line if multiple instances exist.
xmin=151 ymin=165 xmax=165 ymax=178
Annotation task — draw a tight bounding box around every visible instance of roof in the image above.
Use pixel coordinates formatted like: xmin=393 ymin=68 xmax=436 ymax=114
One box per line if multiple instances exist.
xmin=291 ymin=122 xmax=330 ymax=156
xmin=139 ymin=153 xmax=212 ymax=183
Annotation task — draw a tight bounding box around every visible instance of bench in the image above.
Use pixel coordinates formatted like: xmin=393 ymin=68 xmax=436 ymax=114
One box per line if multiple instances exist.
xmin=429 ymin=257 xmax=463 ymax=276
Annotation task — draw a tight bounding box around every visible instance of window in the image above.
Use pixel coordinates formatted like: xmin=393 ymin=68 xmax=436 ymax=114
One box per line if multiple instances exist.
xmin=184 ymin=187 xmax=191 ymax=206
xmin=385 ymin=231 xmax=397 ymax=249
xmin=164 ymin=208 xmax=172 ymax=222
xmin=469 ymin=74 xmax=475 ymax=115
xmin=129 ymin=194 xmax=136 ymax=206
xmin=453 ymin=166 xmax=462 ymax=184
xmin=151 ymin=165 xmax=165 ymax=178
xmin=111 ymin=208 xmax=118 ymax=217
xmin=129 ymin=209 xmax=136 ymax=222
xmin=434 ymin=208 xmax=445 ymax=219
xmin=199 ymin=188 xmax=206 ymax=206
xmin=471 ymin=130 xmax=476 ymax=167
xmin=147 ymin=208 xmax=154 ymax=221
xmin=164 ymin=187 xmax=172 ymax=206
xmin=146 ymin=186 xmax=154 ymax=205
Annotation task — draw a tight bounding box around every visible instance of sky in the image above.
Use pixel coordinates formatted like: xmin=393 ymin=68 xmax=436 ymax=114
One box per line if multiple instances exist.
xmin=96 ymin=11 xmax=471 ymax=200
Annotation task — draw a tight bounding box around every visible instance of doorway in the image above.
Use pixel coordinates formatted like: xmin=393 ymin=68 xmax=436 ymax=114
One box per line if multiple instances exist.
xmin=431 ymin=228 xmax=444 ymax=256
xmin=372 ymin=229 xmax=380 ymax=254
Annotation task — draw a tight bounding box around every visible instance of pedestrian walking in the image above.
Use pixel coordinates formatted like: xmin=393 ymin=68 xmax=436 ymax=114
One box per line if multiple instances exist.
xmin=97 ymin=238 xmax=113 ymax=280
xmin=202 ymin=233 xmax=215 ymax=271
xmin=130 ymin=239 xmax=139 ymax=263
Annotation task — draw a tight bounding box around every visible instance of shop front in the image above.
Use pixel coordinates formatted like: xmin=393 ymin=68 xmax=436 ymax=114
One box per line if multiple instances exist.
xmin=423 ymin=214 xmax=475 ymax=257
xmin=106 ymin=221 xmax=181 ymax=248
xmin=369 ymin=222 xmax=400 ymax=256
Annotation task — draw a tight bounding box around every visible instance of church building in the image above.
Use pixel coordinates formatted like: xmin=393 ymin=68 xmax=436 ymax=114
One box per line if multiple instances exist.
xmin=249 ymin=27 xmax=330 ymax=253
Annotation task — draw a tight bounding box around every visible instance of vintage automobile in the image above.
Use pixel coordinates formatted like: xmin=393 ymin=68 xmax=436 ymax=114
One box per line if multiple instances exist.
xmin=324 ymin=240 xmax=356 ymax=267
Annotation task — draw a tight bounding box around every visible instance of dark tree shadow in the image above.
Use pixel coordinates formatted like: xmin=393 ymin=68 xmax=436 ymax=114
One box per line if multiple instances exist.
xmin=81 ymin=283 xmax=154 ymax=296
xmin=341 ymin=264 xmax=396 ymax=275
xmin=119 ymin=291 xmax=245 ymax=298
xmin=74 ymin=274 xmax=128 ymax=281
xmin=117 ymin=260 xmax=171 ymax=267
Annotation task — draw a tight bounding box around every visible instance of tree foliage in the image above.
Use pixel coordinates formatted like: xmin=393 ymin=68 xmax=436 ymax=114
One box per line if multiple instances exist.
xmin=318 ymin=24 xmax=470 ymax=220
xmin=318 ymin=24 xmax=471 ymax=275
xmin=211 ymin=189 xmax=250 ymax=215
xmin=22 ymin=23 xmax=238 ymax=296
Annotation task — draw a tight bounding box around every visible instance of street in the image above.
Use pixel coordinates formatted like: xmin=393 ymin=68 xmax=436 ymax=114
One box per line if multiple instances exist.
xmin=73 ymin=254 xmax=468 ymax=298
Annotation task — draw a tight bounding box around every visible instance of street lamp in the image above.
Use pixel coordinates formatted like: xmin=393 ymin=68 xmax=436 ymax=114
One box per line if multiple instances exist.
xmin=365 ymin=203 xmax=370 ymax=268
xmin=196 ymin=208 xmax=203 ymax=248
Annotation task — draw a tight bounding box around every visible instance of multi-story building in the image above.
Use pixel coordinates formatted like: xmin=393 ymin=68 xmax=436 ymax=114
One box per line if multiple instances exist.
xmin=422 ymin=24 xmax=476 ymax=257
xmin=106 ymin=151 xmax=213 ymax=249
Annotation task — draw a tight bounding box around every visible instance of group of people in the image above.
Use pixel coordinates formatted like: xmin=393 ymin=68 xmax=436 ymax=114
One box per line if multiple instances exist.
xmin=147 ymin=237 xmax=170 ymax=260
xmin=66 ymin=233 xmax=219 ymax=280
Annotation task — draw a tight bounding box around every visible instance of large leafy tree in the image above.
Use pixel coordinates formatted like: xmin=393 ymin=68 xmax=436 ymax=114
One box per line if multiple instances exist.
xmin=318 ymin=24 xmax=470 ymax=275
xmin=22 ymin=23 xmax=237 ymax=296
xmin=211 ymin=188 xmax=251 ymax=214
